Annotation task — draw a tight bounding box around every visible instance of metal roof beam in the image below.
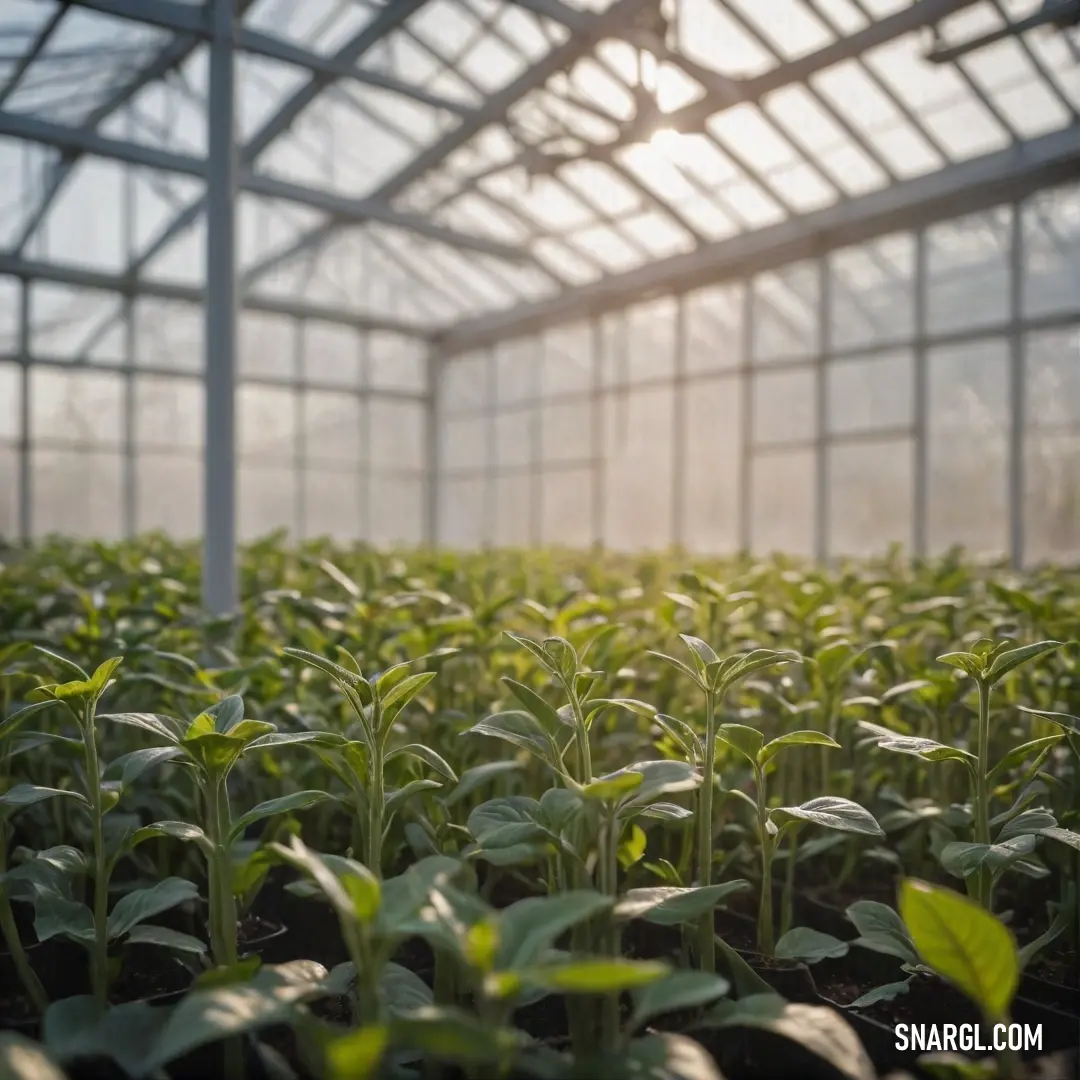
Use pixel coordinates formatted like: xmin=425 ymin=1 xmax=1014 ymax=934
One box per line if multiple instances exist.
xmin=437 ymin=123 xmax=1080 ymax=353
xmin=0 ymin=252 xmax=433 ymax=337
xmin=241 ymin=0 xmax=655 ymax=289
xmin=0 ymin=109 xmax=531 ymax=261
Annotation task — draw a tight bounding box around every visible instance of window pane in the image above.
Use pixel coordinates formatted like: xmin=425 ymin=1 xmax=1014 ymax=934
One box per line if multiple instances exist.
xmin=1023 ymin=183 xmax=1080 ymax=319
xmin=33 ymin=449 xmax=123 ymax=538
xmin=829 ymin=234 xmax=915 ymax=349
xmin=543 ymin=322 xmax=592 ymax=395
xmin=828 ymin=439 xmax=912 ymax=555
xmin=926 ymin=208 xmax=1012 ymax=335
xmin=239 ymin=466 xmax=296 ymax=540
xmin=240 ymin=313 xmax=293 ymax=378
xmin=827 ymin=351 xmax=912 ymax=435
xmin=31 ymin=369 xmax=124 ymax=447
xmin=369 ymin=473 xmax=424 ymax=545
xmin=304 ymin=322 xmax=360 ymax=386
xmin=443 ymin=352 xmax=490 ymax=413
xmin=751 ymin=449 xmax=814 ymax=555
xmin=0 ymin=363 xmax=20 ymax=440
xmin=753 ymin=368 xmax=816 ymax=445
xmin=0 ymin=446 xmax=17 ymax=540
xmin=683 ymin=375 xmax=742 ymax=553
xmin=496 ymin=338 xmax=539 ymax=405
xmin=541 ymin=400 xmax=592 ymax=465
xmin=927 ymin=339 xmax=1009 ymax=555
xmin=305 ymin=470 xmax=362 ymax=540
xmin=303 ymin=392 xmax=363 ymax=465
xmin=542 ymin=468 xmax=592 ymax=547
xmin=604 ymin=386 xmax=673 ymax=549
xmin=753 ymin=262 xmax=820 ymax=362
xmin=239 ymin=386 xmax=295 ymax=462
xmin=136 ymin=455 xmax=201 ymax=537
xmin=370 ymin=400 xmax=424 ymax=471
xmin=442 ymin=415 xmax=489 ymax=472
xmin=495 ymin=408 xmax=535 ymax=470
xmin=495 ymin=473 xmax=533 ymax=546
xmin=685 ymin=283 xmax=742 ymax=374
xmin=134 ymin=376 xmax=203 ymax=450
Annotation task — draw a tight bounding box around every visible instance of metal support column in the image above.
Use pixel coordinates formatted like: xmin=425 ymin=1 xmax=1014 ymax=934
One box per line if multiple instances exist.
xmin=1008 ymin=203 xmax=1025 ymax=568
xmin=737 ymin=283 xmax=754 ymax=553
xmin=815 ymin=256 xmax=830 ymax=562
xmin=121 ymin=109 xmax=136 ymax=539
xmin=912 ymin=230 xmax=928 ymax=558
xmin=17 ymin=280 xmax=31 ymax=545
xmin=671 ymin=296 xmax=686 ymax=551
xmin=203 ymin=0 xmax=239 ymax=612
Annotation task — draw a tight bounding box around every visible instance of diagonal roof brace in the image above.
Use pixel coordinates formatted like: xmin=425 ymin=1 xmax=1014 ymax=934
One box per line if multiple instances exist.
xmin=0 ymin=109 xmax=532 ymax=263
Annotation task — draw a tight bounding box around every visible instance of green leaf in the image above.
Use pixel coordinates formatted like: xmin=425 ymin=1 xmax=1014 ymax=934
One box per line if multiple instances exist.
xmin=468 ymin=797 xmax=544 ymax=850
xmin=106 ymin=747 xmax=183 ymax=790
xmin=615 ymin=882 xmax=751 ymax=926
xmin=988 ymin=735 xmax=1063 ymax=783
xmin=34 ymin=647 xmax=89 ymax=681
xmin=245 ymin=731 xmax=347 ymax=751
xmin=271 ymin=836 xmax=380 ymax=926
xmin=769 ymin=797 xmax=883 ymax=839
xmin=124 ymin=924 xmax=207 ymax=955
xmin=131 ymin=820 xmax=213 ymax=858
xmin=858 ymin=722 xmax=975 ymax=769
xmin=229 ymin=790 xmax=332 ymax=843
xmin=648 ymin=651 xmax=706 ymax=691
xmin=505 ymin=632 xmax=560 ymax=677
xmin=465 ymin=712 xmax=562 ymax=772
xmin=42 ymin=996 xmax=170 ymax=1077
xmin=86 ymin=657 xmax=123 ymax=700
xmin=0 ymin=784 xmax=88 ymax=813
xmin=99 ymin=711 xmax=183 ymax=744
xmin=758 ymin=730 xmax=839 ymax=767
xmin=380 ymin=671 xmax=437 ymax=724
xmin=520 ymin=958 xmax=669 ymax=995
xmin=716 ymin=724 xmax=764 ymax=766
xmin=443 ymin=761 xmax=521 ymax=808
xmin=618 ymin=823 xmax=647 ymax=869
xmin=846 ymin=901 xmax=918 ymax=965
xmin=622 ymin=759 xmax=700 ymax=809
xmin=143 ymin=960 xmax=329 ymax=1072
xmin=322 ymin=1025 xmax=388 ymax=1080
xmin=385 ymin=743 xmax=457 ymax=782
xmin=984 ymin=640 xmax=1066 ymax=684
xmin=34 ymin=895 xmax=95 ymax=944
xmin=1040 ymin=826 xmax=1080 ymax=852
xmin=579 ymin=1033 xmax=725 ymax=1080
xmin=918 ymin=1054 xmax=998 ymax=1080
xmin=936 ymin=652 xmax=982 ymax=678
xmin=774 ymin=928 xmax=849 ymax=964
xmin=696 ymin=996 xmax=876 ymax=1080
xmin=899 ymin=878 xmax=1018 ymax=1022
xmin=389 ymin=1006 xmax=523 ymax=1069
xmin=0 ymin=1032 xmax=68 ymax=1080
xmin=0 ymin=699 xmax=62 ymax=743
xmin=380 ymin=962 xmax=435 ymax=1014
xmin=384 ymin=779 xmax=443 ymax=818
xmin=1016 ymin=705 xmax=1080 ymax=738
xmin=583 ymin=770 xmax=643 ymax=802
xmin=502 ymin=677 xmax=563 ymax=732
xmin=848 ymin=980 xmax=912 ymax=1008
xmin=939 ymin=836 xmax=1036 ymax=880
xmin=497 ymin=891 xmax=613 ymax=970
xmin=628 ymin=970 xmax=730 ymax=1033
xmin=679 ymin=635 xmax=719 ymax=675
xmin=281 ymin=647 xmax=363 ymax=688
xmin=106 ymin=877 xmax=199 ymax=941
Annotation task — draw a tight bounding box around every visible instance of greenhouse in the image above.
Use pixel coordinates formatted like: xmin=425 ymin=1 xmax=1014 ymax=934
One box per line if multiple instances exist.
xmin=0 ymin=3 xmax=1079 ymax=1080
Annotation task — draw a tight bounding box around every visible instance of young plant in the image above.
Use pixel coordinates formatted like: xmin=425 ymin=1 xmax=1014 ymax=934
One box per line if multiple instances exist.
xmin=717 ymin=722 xmax=883 ymax=956
xmin=649 ymin=639 xmax=799 ymax=971
xmin=899 ymin=878 xmax=1021 ymax=1079
xmin=861 ymin=638 xmax=1067 ymax=908
xmin=282 ymin=647 xmax=455 ymax=878
xmin=103 ymin=695 xmax=337 ymax=968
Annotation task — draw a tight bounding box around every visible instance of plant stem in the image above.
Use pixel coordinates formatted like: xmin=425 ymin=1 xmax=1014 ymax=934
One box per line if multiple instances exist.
xmin=568 ymin=690 xmax=592 ymax=785
xmin=600 ymin=811 xmax=621 ymax=1051
xmin=206 ymin=776 xmax=238 ymax=967
xmin=81 ymin=707 xmax=110 ymax=1011
xmin=755 ymin=766 xmax=774 ymax=957
xmin=780 ymin=831 xmax=797 ymax=941
xmin=0 ymin=872 xmax=47 ymax=1012
xmin=367 ymin=747 xmax=384 ymax=881
xmin=974 ymin=678 xmax=992 ymax=909
xmin=697 ymin=691 xmax=716 ymax=972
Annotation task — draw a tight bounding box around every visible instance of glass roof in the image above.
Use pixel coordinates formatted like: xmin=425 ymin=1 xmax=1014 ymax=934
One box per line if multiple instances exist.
xmin=0 ymin=0 xmax=1077 ymax=336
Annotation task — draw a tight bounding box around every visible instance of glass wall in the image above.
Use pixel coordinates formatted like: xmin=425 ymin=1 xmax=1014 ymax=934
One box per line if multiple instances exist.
xmin=0 ymin=285 xmax=430 ymax=546
xmin=434 ymin=181 xmax=1080 ymax=564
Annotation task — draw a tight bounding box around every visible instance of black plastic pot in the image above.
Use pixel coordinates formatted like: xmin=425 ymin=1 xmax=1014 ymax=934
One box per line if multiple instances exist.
xmin=1019 ymin=973 xmax=1080 ymax=1018
xmin=239 ymin=918 xmax=290 ymax=963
